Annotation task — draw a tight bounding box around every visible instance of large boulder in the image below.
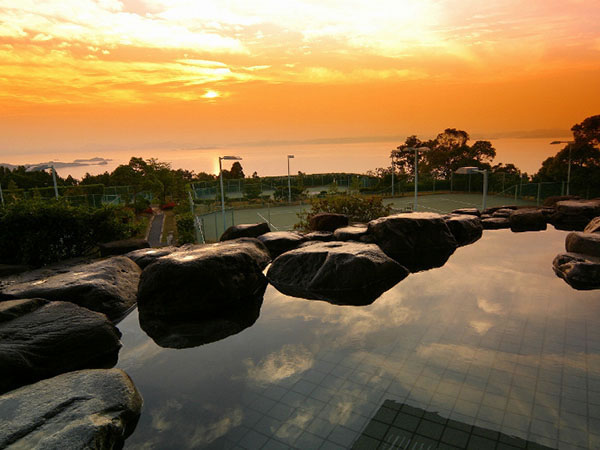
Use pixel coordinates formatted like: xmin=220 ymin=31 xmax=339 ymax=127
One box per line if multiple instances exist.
xmin=139 ymin=294 xmax=263 ymax=349
xmin=367 ymin=212 xmax=458 ymax=272
xmin=566 ymin=232 xmax=600 ymax=257
xmin=125 ymin=246 xmax=177 ymax=269
xmin=0 ymin=369 xmax=142 ymax=449
xmin=509 ymin=209 xmax=547 ymax=232
xmin=267 ymin=241 xmax=409 ymax=305
xmin=584 ymin=217 xmax=600 ymax=233
xmin=549 ymin=200 xmax=600 ymax=231
xmin=553 ymin=252 xmax=600 ymax=290
xmin=308 ymin=213 xmax=349 ymax=232
xmin=483 ymin=205 xmax=518 ymax=216
xmin=492 ymin=208 xmax=514 ymax=218
xmin=482 ymin=217 xmax=511 ymax=230
xmin=257 ymin=231 xmax=307 ymax=258
xmin=542 ymin=195 xmax=581 ymax=208
xmin=99 ymin=238 xmax=150 ymax=257
xmin=0 ymin=299 xmax=121 ymax=394
xmin=450 ymin=208 xmax=481 ymax=217
xmin=303 ymin=231 xmax=334 ymax=242
xmin=220 ymin=222 xmax=270 ymax=241
xmin=443 ymin=214 xmax=483 ymax=246
xmin=0 ymin=257 xmax=141 ymax=322
xmin=333 ymin=225 xmax=370 ymax=242
xmin=137 ymin=238 xmax=269 ymax=318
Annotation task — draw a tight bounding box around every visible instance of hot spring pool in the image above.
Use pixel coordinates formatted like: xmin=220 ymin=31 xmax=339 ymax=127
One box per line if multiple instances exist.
xmin=116 ymin=228 xmax=600 ymax=449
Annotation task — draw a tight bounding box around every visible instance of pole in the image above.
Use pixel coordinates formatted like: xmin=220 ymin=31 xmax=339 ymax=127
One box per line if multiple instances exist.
xmin=482 ymin=170 xmax=488 ymax=211
xmin=0 ymin=183 xmax=4 ymax=206
xmin=287 ymin=156 xmax=291 ymax=203
xmin=450 ymin=172 xmax=453 ymax=192
xmin=219 ymin=157 xmax=226 ymax=233
xmin=536 ymin=182 xmax=541 ymax=206
xmin=51 ymin=166 xmax=59 ymax=199
xmin=414 ymin=148 xmax=418 ymax=211
xmin=567 ymin=146 xmax=572 ymax=196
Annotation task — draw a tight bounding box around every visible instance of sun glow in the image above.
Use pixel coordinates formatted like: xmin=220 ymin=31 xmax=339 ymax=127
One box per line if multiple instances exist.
xmin=202 ymin=90 xmax=220 ymax=99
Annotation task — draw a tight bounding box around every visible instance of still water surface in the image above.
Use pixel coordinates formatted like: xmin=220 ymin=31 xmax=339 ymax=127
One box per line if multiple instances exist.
xmin=117 ymin=228 xmax=600 ymax=449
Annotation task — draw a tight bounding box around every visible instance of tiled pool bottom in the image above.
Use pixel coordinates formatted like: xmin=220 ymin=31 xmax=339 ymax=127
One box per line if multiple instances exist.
xmin=117 ymin=228 xmax=600 ymax=449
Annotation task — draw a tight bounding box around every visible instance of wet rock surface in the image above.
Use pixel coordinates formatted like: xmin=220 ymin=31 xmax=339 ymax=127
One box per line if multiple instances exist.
xmin=509 ymin=209 xmax=547 ymax=232
xmin=367 ymin=213 xmax=457 ymax=272
xmin=332 ymin=224 xmax=370 ymax=242
xmin=220 ymin=222 xmax=270 ymax=241
xmin=267 ymin=241 xmax=409 ymax=305
xmin=99 ymin=238 xmax=150 ymax=257
xmin=139 ymin=294 xmax=263 ymax=349
xmin=549 ymin=200 xmax=600 ymax=231
xmin=0 ymin=299 xmax=121 ymax=394
xmin=482 ymin=217 xmax=511 ymax=230
xmin=309 ymin=213 xmax=349 ymax=232
xmin=0 ymin=257 xmax=141 ymax=322
xmin=125 ymin=246 xmax=177 ymax=269
xmin=443 ymin=214 xmax=483 ymax=246
xmin=566 ymin=232 xmax=600 ymax=257
xmin=553 ymin=252 xmax=600 ymax=290
xmin=137 ymin=238 xmax=269 ymax=318
xmin=584 ymin=217 xmax=600 ymax=233
xmin=257 ymin=231 xmax=307 ymax=258
xmin=0 ymin=369 xmax=142 ymax=449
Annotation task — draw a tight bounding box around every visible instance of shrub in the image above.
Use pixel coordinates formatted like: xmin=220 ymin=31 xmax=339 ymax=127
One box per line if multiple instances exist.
xmin=175 ymin=212 xmax=196 ymax=244
xmin=0 ymin=200 xmax=137 ymax=266
xmin=295 ymin=195 xmax=392 ymax=230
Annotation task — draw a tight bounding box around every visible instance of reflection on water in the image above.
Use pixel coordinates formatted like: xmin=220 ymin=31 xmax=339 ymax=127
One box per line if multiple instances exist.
xmin=117 ymin=228 xmax=600 ymax=449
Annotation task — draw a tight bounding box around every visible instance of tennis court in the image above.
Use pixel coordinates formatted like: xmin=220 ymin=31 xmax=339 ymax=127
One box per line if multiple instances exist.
xmin=195 ymin=192 xmax=536 ymax=242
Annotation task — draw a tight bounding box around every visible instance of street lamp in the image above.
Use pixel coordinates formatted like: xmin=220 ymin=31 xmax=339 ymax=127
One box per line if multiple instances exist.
xmin=456 ymin=166 xmax=488 ymax=210
xmin=550 ymin=140 xmax=575 ymax=195
xmin=400 ymin=146 xmax=429 ymax=211
xmin=27 ymin=164 xmax=59 ymax=199
xmin=287 ymin=155 xmax=294 ymax=203
xmin=219 ymin=155 xmax=242 ymax=233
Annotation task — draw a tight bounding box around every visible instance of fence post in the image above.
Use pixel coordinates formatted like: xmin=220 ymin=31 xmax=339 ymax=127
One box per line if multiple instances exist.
xmin=268 ymin=203 xmax=271 ymax=228
xmin=214 ymin=212 xmax=218 ymax=241
xmin=514 ymin=185 xmax=518 ymax=201
xmin=536 ymin=183 xmax=541 ymax=206
xmin=561 ymin=181 xmax=565 ymax=196
xmin=231 ymin=208 xmax=234 ymax=226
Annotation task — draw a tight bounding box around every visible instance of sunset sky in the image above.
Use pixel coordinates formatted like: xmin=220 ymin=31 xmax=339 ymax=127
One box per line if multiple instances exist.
xmin=0 ymin=0 xmax=599 ymax=175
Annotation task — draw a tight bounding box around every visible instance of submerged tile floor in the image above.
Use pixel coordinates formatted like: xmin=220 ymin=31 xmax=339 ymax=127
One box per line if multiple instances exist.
xmin=118 ymin=229 xmax=600 ymax=449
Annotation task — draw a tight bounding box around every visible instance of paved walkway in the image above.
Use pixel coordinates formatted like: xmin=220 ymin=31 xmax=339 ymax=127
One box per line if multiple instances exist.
xmin=147 ymin=213 xmax=164 ymax=247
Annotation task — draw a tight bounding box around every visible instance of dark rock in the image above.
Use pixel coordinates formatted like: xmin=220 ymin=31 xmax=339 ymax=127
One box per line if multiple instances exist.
xmin=308 ymin=213 xmax=349 ymax=232
xmin=0 ymin=257 xmax=141 ymax=322
xmin=566 ymin=232 xmax=600 ymax=257
xmin=482 ymin=205 xmax=518 ymax=216
xmin=139 ymin=294 xmax=263 ymax=349
xmin=99 ymin=238 xmax=150 ymax=257
xmin=367 ymin=213 xmax=457 ymax=272
xmin=0 ymin=299 xmax=121 ymax=394
xmin=553 ymin=252 xmax=600 ymax=290
xmin=492 ymin=208 xmax=514 ymax=218
xmin=451 ymin=208 xmax=481 ymax=217
xmin=549 ymin=200 xmax=600 ymax=231
xmin=482 ymin=217 xmax=511 ymax=230
xmin=0 ymin=369 xmax=142 ymax=449
xmin=444 ymin=214 xmax=483 ymax=246
xmin=304 ymin=231 xmax=334 ymax=242
xmin=257 ymin=231 xmax=307 ymax=258
xmin=220 ymin=222 xmax=270 ymax=241
xmin=137 ymin=238 xmax=269 ymax=318
xmin=542 ymin=195 xmax=581 ymax=208
xmin=584 ymin=217 xmax=600 ymax=233
xmin=267 ymin=241 xmax=409 ymax=305
xmin=125 ymin=246 xmax=177 ymax=269
xmin=509 ymin=209 xmax=547 ymax=232
xmin=333 ymin=225 xmax=369 ymax=241
xmin=480 ymin=214 xmax=492 ymax=220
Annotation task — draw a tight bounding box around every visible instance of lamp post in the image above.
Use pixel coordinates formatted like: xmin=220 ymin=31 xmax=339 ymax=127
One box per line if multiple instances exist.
xmin=27 ymin=164 xmax=59 ymax=199
xmin=456 ymin=166 xmax=488 ymax=210
xmin=391 ymin=155 xmax=395 ymax=197
xmin=287 ymin=155 xmax=294 ymax=203
xmin=219 ymin=156 xmax=242 ymax=233
xmin=401 ymin=146 xmax=429 ymax=211
xmin=550 ymin=140 xmax=575 ymax=195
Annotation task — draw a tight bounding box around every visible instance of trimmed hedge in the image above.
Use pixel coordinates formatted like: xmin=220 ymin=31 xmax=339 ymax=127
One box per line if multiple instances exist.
xmin=0 ymin=201 xmax=138 ymax=266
